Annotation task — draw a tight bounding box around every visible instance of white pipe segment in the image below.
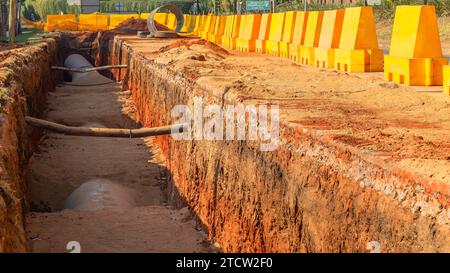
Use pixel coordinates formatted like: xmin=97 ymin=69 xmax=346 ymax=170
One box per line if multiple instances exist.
xmin=63 ymin=54 xmax=96 ymax=81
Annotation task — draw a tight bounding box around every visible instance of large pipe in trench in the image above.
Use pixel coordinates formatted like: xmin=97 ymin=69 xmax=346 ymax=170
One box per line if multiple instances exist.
xmin=63 ymin=53 xmax=96 ymax=81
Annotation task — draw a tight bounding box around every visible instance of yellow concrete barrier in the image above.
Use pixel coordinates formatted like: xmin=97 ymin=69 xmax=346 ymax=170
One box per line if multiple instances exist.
xmin=443 ymin=66 xmax=450 ymax=95
xmin=265 ymin=12 xmax=286 ymax=56
xmin=201 ymin=15 xmax=215 ymax=39
xmin=208 ymin=16 xmax=227 ymax=44
xmin=108 ymin=14 xmax=139 ymax=29
xmin=334 ymin=7 xmax=382 ymax=72
xmin=288 ymin=11 xmax=309 ymax=61
xmin=181 ymin=15 xmax=194 ymax=32
xmin=166 ymin=13 xmax=177 ymax=30
xmin=193 ymin=15 xmax=205 ymax=35
xmin=278 ymin=11 xmax=297 ymax=58
xmin=255 ymin=14 xmax=272 ymax=53
xmin=314 ymin=9 xmax=345 ymax=68
xmin=45 ymin=14 xmax=78 ymax=31
xmin=78 ymin=13 xmax=109 ymax=31
xmin=385 ymin=5 xmax=447 ymax=85
xmin=235 ymin=14 xmax=262 ymax=52
xmin=221 ymin=16 xmax=233 ymax=47
xmin=299 ymin=11 xmax=323 ymax=65
xmin=153 ymin=13 xmax=168 ymax=26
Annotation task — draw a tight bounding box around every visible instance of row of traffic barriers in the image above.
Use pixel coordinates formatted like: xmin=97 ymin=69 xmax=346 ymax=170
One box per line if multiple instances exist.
xmin=189 ymin=6 xmax=450 ymax=95
xmin=44 ymin=12 xmax=183 ymax=31
xmin=193 ymin=7 xmax=382 ymax=73
xmin=42 ymin=6 xmax=449 ymax=94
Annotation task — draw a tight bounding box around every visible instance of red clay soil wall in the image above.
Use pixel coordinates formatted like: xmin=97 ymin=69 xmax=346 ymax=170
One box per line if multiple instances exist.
xmin=107 ymin=37 xmax=450 ymax=253
xmin=0 ymin=36 xmax=61 ymax=252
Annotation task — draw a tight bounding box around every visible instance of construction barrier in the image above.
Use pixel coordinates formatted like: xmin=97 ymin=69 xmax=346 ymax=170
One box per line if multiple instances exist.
xmin=385 ymin=5 xmax=447 ymax=85
xmin=208 ymin=16 xmax=227 ymax=44
xmin=255 ymin=13 xmax=272 ymax=53
xmin=78 ymin=13 xmax=109 ymax=31
xmin=265 ymin=12 xmax=286 ymax=56
xmin=221 ymin=16 xmax=234 ymax=47
xmin=334 ymin=7 xmax=383 ymax=72
xmin=166 ymin=13 xmax=177 ymax=30
xmin=108 ymin=14 xmax=139 ymax=30
xmin=314 ymin=9 xmax=345 ymax=68
xmin=45 ymin=14 xmax=78 ymax=31
xmin=200 ymin=15 xmax=214 ymax=39
xmin=235 ymin=14 xmax=261 ymax=52
xmin=278 ymin=11 xmax=297 ymax=58
xmin=299 ymin=11 xmax=323 ymax=65
xmin=288 ymin=11 xmax=309 ymax=61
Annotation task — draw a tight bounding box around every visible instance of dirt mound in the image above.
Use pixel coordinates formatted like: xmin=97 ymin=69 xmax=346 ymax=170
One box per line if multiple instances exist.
xmin=114 ymin=18 xmax=171 ymax=32
xmin=158 ymin=39 xmax=229 ymax=55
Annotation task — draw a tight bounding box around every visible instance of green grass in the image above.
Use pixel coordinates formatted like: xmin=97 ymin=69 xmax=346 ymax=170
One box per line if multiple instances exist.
xmin=14 ymin=27 xmax=46 ymax=44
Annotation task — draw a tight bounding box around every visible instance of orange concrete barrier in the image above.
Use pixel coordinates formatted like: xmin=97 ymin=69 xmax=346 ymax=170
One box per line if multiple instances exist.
xmin=288 ymin=11 xmax=309 ymax=61
xmin=314 ymin=9 xmax=345 ymax=68
xmin=78 ymin=13 xmax=109 ymax=31
xmin=278 ymin=11 xmax=297 ymax=58
xmin=208 ymin=16 xmax=227 ymax=44
xmin=385 ymin=5 xmax=448 ymax=85
xmin=45 ymin=14 xmax=78 ymax=31
xmin=265 ymin=12 xmax=286 ymax=56
xmin=299 ymin=11 xmax=323 ymax=65
xmin=334 ymin=7 xmax=383 ymax=72
xmin=235 ymin=14 xmax=262 ymax=52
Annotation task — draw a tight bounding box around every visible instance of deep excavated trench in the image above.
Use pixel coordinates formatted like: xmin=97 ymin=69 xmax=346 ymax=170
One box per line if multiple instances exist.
xmin=0 ymin=29 xmax=449 ymax=253
xmin=22 ymin=38 xmax=211 ymax=253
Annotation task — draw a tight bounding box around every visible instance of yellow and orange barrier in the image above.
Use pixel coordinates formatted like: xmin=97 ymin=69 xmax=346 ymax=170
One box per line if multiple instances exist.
xmin=45 ymin=14 xmax=78 ymax=31
xmin=334 ymin=7 xmax=382 ymax=72
xmin=299 ymin=11 xmax=323 ymax=65
xmin=288 ymin=11 xmax=308 ymax=61
xmin=78 ymin=13 xmax=108 ymax=31
xmin=314 ymin=9 xmax=345 ymax=68
xmin=265 ymin=12 xmax=286 ymax=56
xmin=385 ymin=5 xmax=447 ymax=86
xmin=278 ymin=11 xmax=297 ymax=58
xmin=208 ymin=16 xmax=227 ymax=44
xmin=255 ymin=14 xmax=272 ymax=53
xmin=234 ymin=14 xmax=261 ymax=52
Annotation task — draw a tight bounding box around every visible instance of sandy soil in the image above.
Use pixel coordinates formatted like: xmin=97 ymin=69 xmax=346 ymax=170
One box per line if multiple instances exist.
xmin=120 ymin=36 xmax=450 ymax=186
xmin=25 ymin=72 xmax=210 ymax=253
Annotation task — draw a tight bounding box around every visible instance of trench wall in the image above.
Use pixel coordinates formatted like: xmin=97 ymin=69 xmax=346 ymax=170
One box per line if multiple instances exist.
xmin=106 ymin=36 xmax=450 ymax=253
xmin=0 ymin=37 xmax=61 ymax=252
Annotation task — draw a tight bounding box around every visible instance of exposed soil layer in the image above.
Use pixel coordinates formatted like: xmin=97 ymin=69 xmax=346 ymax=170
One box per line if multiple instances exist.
xmin=103 ymin=35 xmax=450 ymax=252
xmin=0 ymin=35 xmax=61 ymax=252
xmin=25 ymin=70 xmax=210 ymax=252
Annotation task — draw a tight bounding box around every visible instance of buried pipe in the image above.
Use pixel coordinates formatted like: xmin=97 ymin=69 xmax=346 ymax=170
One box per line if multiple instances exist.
xmin=52 ymin=64 xmax=128 ymax=73
xmin=63 ymin=53 xmax=96 ymax=81
xmin=25 ymin=116 xmax=187 ymax=138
